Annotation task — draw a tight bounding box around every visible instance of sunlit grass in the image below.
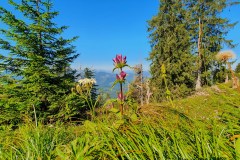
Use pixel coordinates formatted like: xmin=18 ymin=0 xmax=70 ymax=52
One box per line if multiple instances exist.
xmin=0 ymin=84 xmax=239 ymax=159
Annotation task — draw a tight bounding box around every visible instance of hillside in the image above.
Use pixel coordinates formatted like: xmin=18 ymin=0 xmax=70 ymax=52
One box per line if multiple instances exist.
xmin=0 ymin=84 xmax=239 ymax=159
xmin=140 ymin=83 xmax=240 ymax=123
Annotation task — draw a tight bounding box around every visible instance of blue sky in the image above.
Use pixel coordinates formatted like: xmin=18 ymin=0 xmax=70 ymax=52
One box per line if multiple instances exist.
xmin=0 ymin=0 xmax=239 ymax=71
xmin=53 ymin=0 xmax=159 ymax=71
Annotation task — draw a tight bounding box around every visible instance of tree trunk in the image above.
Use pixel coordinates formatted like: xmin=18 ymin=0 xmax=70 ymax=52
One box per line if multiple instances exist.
xmin=196 ymin=70 xmax=201 ymax=90
xmin=225 ymin=74 xmax=229 ymax=83
xmin=145 ymin=79 xmax=152 ymax=105
xmin=227 ymin=62 xmax=238 ymax=88
xmin=140 ymin=64 xmax=143 ymax=107
xmin=196 ymin=17 xmax=203 ymax=90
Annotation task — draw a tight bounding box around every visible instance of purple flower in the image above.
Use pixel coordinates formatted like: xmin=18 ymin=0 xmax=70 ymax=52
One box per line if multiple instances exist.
xmin=113 ymin=54 xmax=127 ymax=69
xmin=116 ymin=71 xmax=126 ymax=82
xmin=113 ymin=57 xmax=119 ymax=65
xmin=112 ymin=53 xmax=128 ymax=115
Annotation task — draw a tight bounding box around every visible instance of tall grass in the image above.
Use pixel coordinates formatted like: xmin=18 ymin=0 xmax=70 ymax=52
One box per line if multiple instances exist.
xmin=0 ymin=122 xmax=75 ymax=159
xmin=53 ymin=114 xmax=238 ymax=159
xmin=0 ymin=84 xmax=239 ymax=159
xmin=0 ymin=116 xmax=238 ymax=159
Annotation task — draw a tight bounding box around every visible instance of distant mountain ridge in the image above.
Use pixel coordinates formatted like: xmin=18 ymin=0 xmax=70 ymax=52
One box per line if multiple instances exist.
xmin=94 ymin=70 xmax=150 ymax=97
xmin=77 ymin=70 xmax=150 ymax=97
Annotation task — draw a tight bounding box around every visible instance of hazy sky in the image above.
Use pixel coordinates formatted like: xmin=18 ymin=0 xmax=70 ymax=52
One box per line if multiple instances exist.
xmin=0 ymin=0 xmax=239 ymax=71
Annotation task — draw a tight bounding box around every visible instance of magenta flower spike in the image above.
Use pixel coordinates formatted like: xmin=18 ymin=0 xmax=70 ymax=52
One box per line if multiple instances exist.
xmin=112 ymin=53 xmax=128 ymax=115
xmin=113 ymin=58 xmax=118 ymax=67
xmin=113 ymin=54 xmax=127 ymax=70
xmin=116 ymin=71 xmax=126 ymax=83
xmin=116 ymin=54 xmax=122 ymax=61
xmin=120 ymin=71 xmax=126 ymax=79
xmin=116 ymin=54 xmax=127 ymax=64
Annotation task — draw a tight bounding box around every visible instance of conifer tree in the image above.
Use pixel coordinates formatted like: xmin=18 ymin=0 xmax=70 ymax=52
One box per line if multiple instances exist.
xmin=0 ymin=0 xmax=79 ymax=123
xmin=185 ymin=0 xmax=239 ymax=88
xmin=148 ymin=0 xmax=195 ymax=100
xmin=235 ymin=62 xmax=240 ymax=80
xmin=235 ymin=63 xmax=240 ymax=74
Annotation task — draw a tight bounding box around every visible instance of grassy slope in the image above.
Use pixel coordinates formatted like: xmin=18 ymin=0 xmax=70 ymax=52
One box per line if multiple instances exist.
xmin=141 ymin=83 xmax=239 ymax=125
xmin=0 ymin=84 xmax=239 ymax=159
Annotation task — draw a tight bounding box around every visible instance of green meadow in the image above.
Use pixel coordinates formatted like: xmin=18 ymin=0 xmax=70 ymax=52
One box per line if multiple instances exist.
xmin=0 ymin=83 xmax=239 ymax=159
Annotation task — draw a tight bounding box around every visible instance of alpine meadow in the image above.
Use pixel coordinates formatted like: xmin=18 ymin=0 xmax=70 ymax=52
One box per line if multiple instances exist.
xmin=0 ymin=0 xmax=240 ymax=159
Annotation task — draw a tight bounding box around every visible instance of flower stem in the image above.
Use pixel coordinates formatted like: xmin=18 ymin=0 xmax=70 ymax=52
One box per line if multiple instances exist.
xmin=120 ymin=68 xmax=123 ymax=115
xmin=120 ymin=83 xmax=123 ymax=115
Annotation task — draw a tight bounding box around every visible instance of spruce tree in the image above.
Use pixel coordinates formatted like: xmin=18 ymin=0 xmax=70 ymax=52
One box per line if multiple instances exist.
xmin=235 ymin=62 xmax=240 ymax=80
xmin=185 ymin=0 xmax=239 ymax=88
xmin=148 ymin=0 xmax=195 ymax=101
xmin=235 ymin=63 xmax=240 ymax=74
xmin=0 ymin=0 xmax=79 ymax=123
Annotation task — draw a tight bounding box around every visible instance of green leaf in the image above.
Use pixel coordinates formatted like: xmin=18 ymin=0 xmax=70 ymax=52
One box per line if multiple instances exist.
xmin=111 ymin=79 xmax=119 ymax=89
xmin=112 ymin=67 xmax=118 ymax=72
xmin=130 ymin=113 xmax=138 ymax=122
xmin=116 ymin=112 xmax=122 ymax=119
xmin=109 ymin=108 xmax=119 ymax=113
xmin=113 ymin=120 xmax=124 ymax=129
xmin=83 ymin=120 xmax=97 ymax=131
xmin=55 ymin=146 xmax=68 ymax=159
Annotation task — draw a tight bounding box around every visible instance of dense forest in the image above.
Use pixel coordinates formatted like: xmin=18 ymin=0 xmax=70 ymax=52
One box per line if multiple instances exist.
xmin=0 ymin=0 xmax=240 ymax=159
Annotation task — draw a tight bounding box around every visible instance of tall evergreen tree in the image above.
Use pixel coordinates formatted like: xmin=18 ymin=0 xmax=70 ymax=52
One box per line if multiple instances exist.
xmin=148 ymin=0 xmax=195 ymax=101
xmin=235 ymin=63 xmax=240 ymax=74
xmin=185 ymin=0 xmax=238 ymax=88
xmin=0 ymin=0 xmax=79 ymax=123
